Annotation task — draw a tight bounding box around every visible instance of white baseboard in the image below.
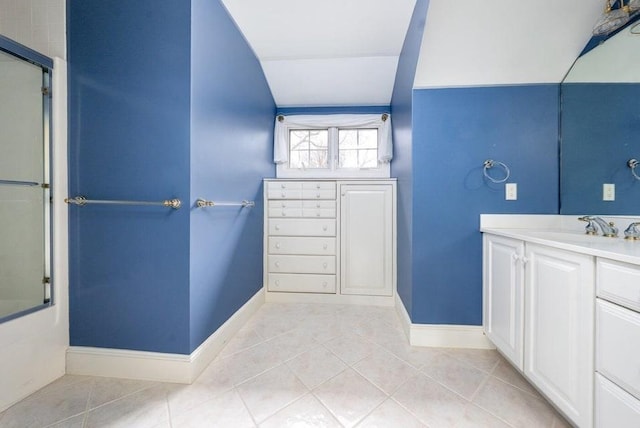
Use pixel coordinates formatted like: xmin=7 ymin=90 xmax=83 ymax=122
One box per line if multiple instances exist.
xmin=66 ymin=288 xmax=265 ymax=383
xmin=395 ymin=294 xmax=494 ymax=350
xmin=265 ymin=291 xmax=395 ymax=307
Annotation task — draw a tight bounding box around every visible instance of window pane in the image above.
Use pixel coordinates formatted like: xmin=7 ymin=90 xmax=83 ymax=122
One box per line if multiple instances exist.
xmin=358 ymin=149 xmax=378 ymax=168
xmin=339 ymin=149 xmax=358 ymax=168
xmin=358 ymin=129 xmax=378 ymax=149
xmin=289 ymin=129 xmax=329 ymax=169
xmin=338 ymin=130 xmax=358 ymax=149
xmin=309 ymin=130 xmax=328 ymax=149
xmin=309 ymin=150 xmax=328 ymax=168
xmin=290 ymin=130 xmax=310 ymax=150
xmin=289 ymin=150 xmax=309 ymax=169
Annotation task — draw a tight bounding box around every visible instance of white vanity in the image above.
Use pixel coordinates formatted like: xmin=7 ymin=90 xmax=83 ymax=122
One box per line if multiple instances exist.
xmin=482 ymin=215 xmax=640 ymax=428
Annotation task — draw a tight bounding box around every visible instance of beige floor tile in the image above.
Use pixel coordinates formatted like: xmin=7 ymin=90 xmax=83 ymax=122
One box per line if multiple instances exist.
xmin=45 ymin=413 xmax=86 ymax=428
xmin=213 ymin=340 xmax=283 ymax=386
xmin=165 ymin=382 xmax=225 ymax=419
xmin=84 ymin=385 xmax=169 ymax=428
xmin=392 ymin=372 xmax=468 ymax=427
xmin=454 ymin=403 xmax=512 ymax=428
xmin=88 ymin=377 xmax=157 ymax=409
xmin=323 ymin=333 xmax=379 ymax=365
xmin=237 ymin=364 xmax=308 ymax=423
xmin=444 ymin=348 xmax=501 ymax=373
xmin=313 ymin=368 xmax=387 ymax=428
xmin=265 ymin=328 xmax=321 ymax=362
xmin=473 ymin=377 xmax=557 ymax=428
xmin=259 ymin=393 xmax=341 ymax=428
xmin=219 ymin=325 xmax=264 ymax=357
xmin=420 ymin=352 xmax=489 ymax=400
xmin=491 ymin=357 xmax=539 ymax=396
xmin=286 ymin=346 xmax=347 ymax=389
xmin=353 ymin=347 xmax=418 ymax=395
xmin=170 ymin=388 xmax=255 ymax=428
xmin=0 ymin=378 xmax=93 ymax=428
xmin=356 ymin=399 xmax=426 ymax=428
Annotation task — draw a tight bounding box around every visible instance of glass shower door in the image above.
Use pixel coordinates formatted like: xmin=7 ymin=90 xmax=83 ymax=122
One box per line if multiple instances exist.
xmin=0 ymin=48 xmax=50 ymax=320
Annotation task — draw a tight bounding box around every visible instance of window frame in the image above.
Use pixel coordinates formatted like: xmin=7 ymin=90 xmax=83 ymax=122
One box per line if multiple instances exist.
xmin=277 ymin=123 xmax=390 ymax=179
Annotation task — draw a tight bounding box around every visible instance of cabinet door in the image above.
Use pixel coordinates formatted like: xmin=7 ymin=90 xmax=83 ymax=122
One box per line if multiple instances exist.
xmin=483 ymin=234 xmax=524 ymax=370
xmin=339 ymin=184 xmax=394 ymax=296
xmin=525 ymin=244 xmax=594 ymax=428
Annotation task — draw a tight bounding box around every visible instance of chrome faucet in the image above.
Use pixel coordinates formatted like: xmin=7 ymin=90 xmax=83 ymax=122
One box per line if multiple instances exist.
xmin=578 ymin=216 xmax=619 ymax=237
xmin=624 ymin=222 xmax=640 ymax=240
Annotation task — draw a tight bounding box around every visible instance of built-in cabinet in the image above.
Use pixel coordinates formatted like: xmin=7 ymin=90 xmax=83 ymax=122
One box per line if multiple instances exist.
xmin=264 ymin=179 xmax=396 ymax=302
xmin=483 ymin=235 xmax=594 ymax=428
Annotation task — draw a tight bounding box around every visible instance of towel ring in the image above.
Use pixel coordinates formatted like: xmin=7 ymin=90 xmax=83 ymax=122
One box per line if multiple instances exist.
xmin=483 ymin=159 xmax=510 ymax=184
xmin=629 ymin=159 xmax=640 ymax=180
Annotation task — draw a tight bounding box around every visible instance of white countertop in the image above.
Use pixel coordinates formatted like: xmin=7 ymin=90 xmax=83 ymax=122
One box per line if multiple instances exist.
xmin=481 ymin=215 xmax=640 ymax=266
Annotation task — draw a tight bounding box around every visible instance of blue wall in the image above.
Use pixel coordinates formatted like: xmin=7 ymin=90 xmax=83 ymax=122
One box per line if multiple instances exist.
xmin=561 ymin=83 xmax=640 ymax=215
xmin=390 ymin=0 xmax=430 ymax=317
xmin=68 ymin=0 xmax=192 ymax=353
xmin=410 ymin=86 xmax=560 ymax=324
xmin=68 ymin=0 xmax=275 ymax=354
xmin=189 ymin=0 xmax=275 ymax=352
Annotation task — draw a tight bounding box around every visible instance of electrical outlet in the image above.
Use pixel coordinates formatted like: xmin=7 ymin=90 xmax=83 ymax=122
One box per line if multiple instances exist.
xmin=603 ymin=183 xmax=615 ymax=201
xmin=506 ymin=183 xmax=517 ymax=201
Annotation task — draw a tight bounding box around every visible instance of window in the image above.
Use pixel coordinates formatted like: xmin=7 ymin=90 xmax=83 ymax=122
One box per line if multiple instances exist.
xmin=274 ymin=114 xmax=392 ymax=178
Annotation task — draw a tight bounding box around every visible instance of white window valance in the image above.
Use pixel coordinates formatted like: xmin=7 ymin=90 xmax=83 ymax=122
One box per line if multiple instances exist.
xmin=274 ymin=113 xmax=393 ymax=165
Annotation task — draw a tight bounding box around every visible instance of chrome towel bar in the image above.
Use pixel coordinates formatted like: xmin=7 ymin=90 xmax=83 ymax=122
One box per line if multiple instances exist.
xmin=65 ymin=196 xmax=182 ymax=209
xmin=196 ymin=199 xmax=255 ymax=208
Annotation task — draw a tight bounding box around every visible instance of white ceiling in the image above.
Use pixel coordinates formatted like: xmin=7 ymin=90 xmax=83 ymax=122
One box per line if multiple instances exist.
xmin=221 ymin=0 xmax=417 ymax=107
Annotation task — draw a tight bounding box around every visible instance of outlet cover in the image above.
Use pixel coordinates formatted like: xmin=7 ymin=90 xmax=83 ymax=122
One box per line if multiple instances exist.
xmin=506 ymin=183 xmax=517 ymax=201
xmin=603 ymin=183 xmax=615 ymax=201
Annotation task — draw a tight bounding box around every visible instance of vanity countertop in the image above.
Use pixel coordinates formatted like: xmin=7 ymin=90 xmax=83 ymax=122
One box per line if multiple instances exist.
xmin=481 ymin=215 xmax=640 ymax=266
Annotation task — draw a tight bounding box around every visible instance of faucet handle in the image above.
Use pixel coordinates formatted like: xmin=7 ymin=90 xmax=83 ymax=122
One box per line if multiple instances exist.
xmin=606 ymin=221 xmax=618 ymax=238
xmin=578 ymin=216 xmax=598 ymax=235
xmin=624 ymin=222 xmax=640 ymax=240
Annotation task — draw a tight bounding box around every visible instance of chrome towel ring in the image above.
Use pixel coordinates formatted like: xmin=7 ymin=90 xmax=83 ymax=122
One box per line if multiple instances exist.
xmin=483 ymin=159 xmax=510 ymax=184
xmin=628 ymin=159 xmax=640 ymax=180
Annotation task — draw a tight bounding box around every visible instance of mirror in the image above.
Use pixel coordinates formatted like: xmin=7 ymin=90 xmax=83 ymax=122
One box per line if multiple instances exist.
xmin=560 ymin=22 xmax=640 ymax=215
xmin=0 ymin=38 xmax=52 ymax=321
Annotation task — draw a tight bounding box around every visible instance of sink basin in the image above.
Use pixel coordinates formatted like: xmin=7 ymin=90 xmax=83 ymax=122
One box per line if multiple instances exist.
xmin=525 ymin=231 xmax=624 ymax=245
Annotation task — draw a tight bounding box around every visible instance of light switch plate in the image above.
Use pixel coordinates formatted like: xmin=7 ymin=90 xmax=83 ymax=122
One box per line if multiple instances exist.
xmin=506 ymin=183 xmax=517 ymax=201
xmin=603 ymin=183 xmax=615 ymax=201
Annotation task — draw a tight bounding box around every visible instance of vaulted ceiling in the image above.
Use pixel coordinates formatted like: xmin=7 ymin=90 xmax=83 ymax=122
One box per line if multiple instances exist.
xmin=220 ymin=0 xmax=417 ymax=107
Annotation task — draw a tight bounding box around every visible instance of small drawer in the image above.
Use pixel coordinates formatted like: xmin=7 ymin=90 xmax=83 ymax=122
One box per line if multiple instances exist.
xmin=302 ymin=182 xmax=336 ymax=191
xmin=268 ymin=273 xmax=336 ymax=294
xmin=302 ymin=208 xmax=336 ymax=218
xmin=596 ymin=298 xmax=640 ymax=400
xmin=267 ymin=189 xmax=303 ymax=200
xmin=269 ymin=219 xmax=336 ymax=236
xmin=267 ymin=181 xmax=303 ymax=191
xmin=595 ymin=373 xmax=640 ymax=428
xmin=268 ymin=255 xmax=336 ymax=274
xmin=268 ymin=208 xmax=303 ymax=218
xmin=597 ymin=259 xmax=640 ymax=312
xmin=269 ymin=237 xmax=336 ymax=255
xmin=302 ymin=200 xmax=336 ymax=210
xmin=268 ymin=200 xmax=303 ymax=209
xmin=302 ymin=189 xmax=336 ymax=200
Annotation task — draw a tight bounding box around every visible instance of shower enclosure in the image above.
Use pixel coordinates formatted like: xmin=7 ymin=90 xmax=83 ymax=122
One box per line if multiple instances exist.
xmin=0 ymin=37 xmax=52 ymax=321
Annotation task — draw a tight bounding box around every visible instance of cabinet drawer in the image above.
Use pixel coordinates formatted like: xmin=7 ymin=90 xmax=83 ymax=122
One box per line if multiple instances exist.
xmin=598 ymin=259 xmax=640 ymax=312
xmin=268 ymin=208 xmax=304 ymax=218
xmin=268 ymin=200 xmax=303 ymax=209
xmin=302 ymin=209 xmax=336 ymax=218
xmin=269 ymin=219 xmax=336 ymax=236
xmin=268 ymin=255 xmax=336 ymax=274
xmin=596 ymin=298 xmax=640 ymax=400
xmin=302 ymin=189 xmax=336 ymax=200
xmin=267 ymin=181 xmax=303 ymax=192
xmin=302 ymin=182 xmax=335 ymax=191
xmin=595 ymin=373 xmax=640 ymax=428
xmin=267 ymin=189 xmax=303 ymax=200
xmin=269 ymin=237 xmax=336 ymax=255
xmin=268 ymin=273 xmax=336 ymax=294
xmin=302 ymin=200 xmax=336 ymax=210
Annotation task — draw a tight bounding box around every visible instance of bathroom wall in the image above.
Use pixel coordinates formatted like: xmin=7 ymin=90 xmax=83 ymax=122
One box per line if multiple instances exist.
xmin=0 ymin=0 xmax=65 ymax=59
xmin=391 ymin=0 xmax=600 ymax=326
xmin=189 ymin=0 xmax=275 ymax=352
xmin=390 ymin=0 xmax=430 ymax=317
xmin=68 ymin=0 xmax=276 ymax=354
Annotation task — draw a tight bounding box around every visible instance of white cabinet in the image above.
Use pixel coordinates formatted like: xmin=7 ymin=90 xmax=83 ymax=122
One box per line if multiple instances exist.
xmin=524 ymin=244 xmax=594 ymax=428
xmin=340 ymin=183 xmax=394 ymax=297
xmin=483 ymin=237 xmax=595 ymax=428
xmin=264 ymin=179 xmax=396 ymax=300
xmin=595 ymin=259 xmax=640 ymax=427
xmin=482 ymin=235 xmax=524 ymax=370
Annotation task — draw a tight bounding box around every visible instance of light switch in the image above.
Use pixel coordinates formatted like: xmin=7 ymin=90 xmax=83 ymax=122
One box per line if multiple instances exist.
xmin=603 ymin=183 xmax=615 ymax=201
xmin=506 ymin=183 xmax=517 ymax=201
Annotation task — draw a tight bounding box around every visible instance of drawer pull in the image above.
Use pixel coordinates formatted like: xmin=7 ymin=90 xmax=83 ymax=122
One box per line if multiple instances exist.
xmin=316 ymin=203 xmax=321 ymax=208
xmin=316 ymin=184 xmax=321 ymax=189
xmin=323 ymin=244 xmax=328 ymax=250
xmin=275 ymin=243 xmax=281 ymax=249
xmin=281 ymin=184 xmax=286 ymax=189
xmin=275 ymin=262 xmax=280 ymax=267
xmin=282 ymin=212 xmax=287 ymax=217
xmin=322 ymin=225 xmax=328 ymax=231
xmin=275 ymin=280 xmax=280 ymax=286
xmin=275 ymin=225 xmax=280 ymax=231
xmin=281 ymin=192 xmax=286 ymax=197
xmin=316 ymin=193 xmax=321 ymax=198
xmin=316 ymin=213 xmax=320 ymax=217
xmin=281 ymin=203 xmax=286 ymax=208
xmin=323 ymin=262 xmax=328 ymax=269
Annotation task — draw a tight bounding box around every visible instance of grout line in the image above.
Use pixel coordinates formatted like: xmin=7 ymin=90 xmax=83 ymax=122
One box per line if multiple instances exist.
xmin=234 ymin=386 xmax=259 ymax=428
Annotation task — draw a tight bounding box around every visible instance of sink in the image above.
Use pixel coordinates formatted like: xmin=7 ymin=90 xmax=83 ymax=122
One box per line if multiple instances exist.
xmin=525 ymin=231 xmax=624 ymax=245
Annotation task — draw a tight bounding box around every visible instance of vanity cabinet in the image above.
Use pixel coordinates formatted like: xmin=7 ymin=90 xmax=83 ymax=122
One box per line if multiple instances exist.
xmin=483 ymin=236 xmax=594 ymax=428
xmin=482 ymin=235 xmax=524 ymax=370
xmin=264 ymin=179 xmax=396 ymax=300
xmin=594 ymin=259 xmax=640 ymax=427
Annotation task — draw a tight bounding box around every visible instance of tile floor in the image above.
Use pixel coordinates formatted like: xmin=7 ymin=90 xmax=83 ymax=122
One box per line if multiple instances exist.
xmin=0 ymin=303 xmax=572 ymax=428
